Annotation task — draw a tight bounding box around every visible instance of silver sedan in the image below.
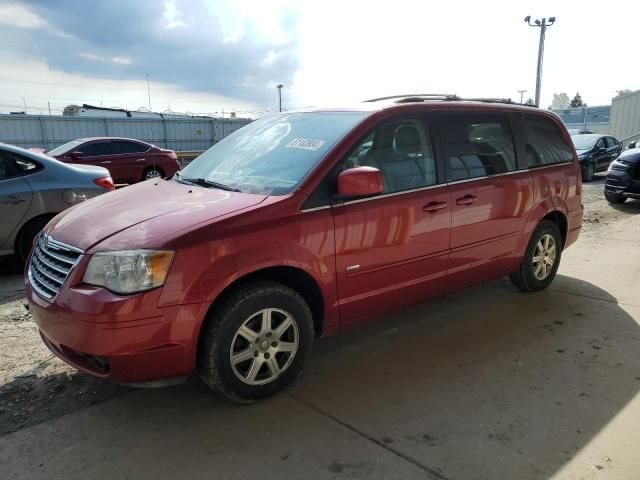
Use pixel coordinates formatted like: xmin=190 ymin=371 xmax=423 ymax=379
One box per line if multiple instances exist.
xmin=0 ymin=143 xmax=114 ymax=261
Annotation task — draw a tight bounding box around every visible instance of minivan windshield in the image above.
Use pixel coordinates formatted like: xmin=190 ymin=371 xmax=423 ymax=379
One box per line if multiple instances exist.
xmin=47 ymin=139 xmax=84 ymax=156
xmin=571 ymin=136 xmax=597 ymax=150
xmin=178 ymin=111 xmax=368 ymax=195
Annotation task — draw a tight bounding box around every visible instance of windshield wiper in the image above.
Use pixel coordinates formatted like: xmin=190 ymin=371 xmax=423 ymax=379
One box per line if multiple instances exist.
xmin=178 ymin=174 xmax=241 ymax=192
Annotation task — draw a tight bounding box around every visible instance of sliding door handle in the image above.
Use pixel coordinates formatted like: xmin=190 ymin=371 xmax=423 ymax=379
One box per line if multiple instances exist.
xmin=423 ymin=201 xmax=447 ymax=213
xmin=455 ymin=194 xmax=476 ymax=205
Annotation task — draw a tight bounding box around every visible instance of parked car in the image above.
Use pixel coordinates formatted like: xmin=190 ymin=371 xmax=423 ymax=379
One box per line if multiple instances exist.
xmin=0 ymin=143 xmax=114 ymax=261
xmin=604 ymin=146 xmax=640 ymax=204
xmin=25 ymin=97 xmax=583 ymax=403
xmin=571 ymin=134 xmax=622 ymax=182
xmin=627 ymin=140 xmax=638 ymax=149
xmin=46 ymin=137 xmax=180 ymax=184
xmin=567 ymin=128 xmax=593 ymax=135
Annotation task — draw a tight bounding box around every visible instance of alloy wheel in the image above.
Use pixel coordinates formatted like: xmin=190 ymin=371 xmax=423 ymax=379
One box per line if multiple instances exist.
xmin=229 ymin=308 xmax=299 ymax=386
xmin=145 ymin=169 xmax=161 ymax=180
xmin=532 ymin=233 xmax=557 ymax=280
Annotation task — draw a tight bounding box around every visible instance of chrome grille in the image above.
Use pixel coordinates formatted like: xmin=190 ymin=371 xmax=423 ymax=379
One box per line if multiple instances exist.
xmin=28 ymin=234 xmax=83 ymax=301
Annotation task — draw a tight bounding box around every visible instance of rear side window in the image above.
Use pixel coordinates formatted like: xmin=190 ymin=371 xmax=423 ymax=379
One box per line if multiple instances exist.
xmin=0 ymin=151 xmax=40 ymax=180
xmin=523 ymin=115 xmax=573 ymax=167
xmin=442 ymin=113 xmax=517 ymax=181
xmin=80 ymin=141 xmax=113 ymax=156
xmin=113 ymin=141 xmax=149 ymax=154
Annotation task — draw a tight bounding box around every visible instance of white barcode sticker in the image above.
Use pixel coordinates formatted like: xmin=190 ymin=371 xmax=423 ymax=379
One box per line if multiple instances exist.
xmin=286 ymin=137 xmax=325 ymax=151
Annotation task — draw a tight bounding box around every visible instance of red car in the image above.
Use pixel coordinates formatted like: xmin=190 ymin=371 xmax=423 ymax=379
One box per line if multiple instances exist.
xmin=46 ymin=137 xmax=180 ymax=184
xmin=25 ymin=96 xmax=583 ymax=403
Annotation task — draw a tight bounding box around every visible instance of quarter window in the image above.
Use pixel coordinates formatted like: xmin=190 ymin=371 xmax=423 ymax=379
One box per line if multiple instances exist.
xmin=442 ymin=113 xmax=517 ymax=181
xmin=343 ymin=118 xmax=437 ymax=193
xmin=523 ymin=115 xmax=574 ymax=167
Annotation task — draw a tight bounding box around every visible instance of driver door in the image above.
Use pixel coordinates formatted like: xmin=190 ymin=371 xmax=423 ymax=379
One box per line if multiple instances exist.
xmin=332 ymin=116 xmax=451 ymax=324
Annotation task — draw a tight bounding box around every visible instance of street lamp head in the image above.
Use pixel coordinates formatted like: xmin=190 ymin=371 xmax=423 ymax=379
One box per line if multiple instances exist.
xmin=548 ymin=16 xmax=556 ymax=24
xmin=524 ymin=15 xmax=531 ymax=23
xmin=534 ymin=19 xmax=541 ymax=25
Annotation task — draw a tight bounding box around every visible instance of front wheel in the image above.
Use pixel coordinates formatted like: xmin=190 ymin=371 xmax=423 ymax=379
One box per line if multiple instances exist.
xmin=582 ymin=162 xmax=595 ymax=182
xmin=198 ymin=281 xmax=314 ymax=404
xmin=510 ymin=220 xmax=563 ymax=292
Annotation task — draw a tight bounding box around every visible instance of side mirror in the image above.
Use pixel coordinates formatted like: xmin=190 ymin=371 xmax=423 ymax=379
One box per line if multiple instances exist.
xmin=337 ymin=166 xmax=383 ymax=199
xmin=70 ymin=150 xmax=83 ymax=159
xmin=628 ymin=141 xmax=637 ymax=149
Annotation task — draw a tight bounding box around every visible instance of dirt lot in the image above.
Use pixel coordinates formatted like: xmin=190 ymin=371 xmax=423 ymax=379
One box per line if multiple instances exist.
xmin=1 ymin=173 xmax=639 ymax=437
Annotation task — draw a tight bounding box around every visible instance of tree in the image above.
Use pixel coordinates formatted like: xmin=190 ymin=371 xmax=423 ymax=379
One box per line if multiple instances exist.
xmin=524 ymin=98 xmax=535 ymax=106
xmin=550 ymin=92 xmax=570 ymax=110
xmin=570 ymin=92 xmax=586 ymax=108
xmin=615 ymin=89 xmax=633 ymax=98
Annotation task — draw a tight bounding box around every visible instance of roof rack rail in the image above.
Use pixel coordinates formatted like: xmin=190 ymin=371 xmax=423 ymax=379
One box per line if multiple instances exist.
xmin=363 ymin=94 xmax=536 ymax=107
xmin=363 ymin=94 xmax=458 ymax=103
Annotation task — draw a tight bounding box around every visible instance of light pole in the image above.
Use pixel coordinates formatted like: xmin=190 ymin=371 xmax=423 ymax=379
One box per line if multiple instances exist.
xmin=518 ymin=89 xmax=527 ymax=104
xmin=524 ymin=16 xmax=555 ymax=107
xmin=276 ymin=84 xmax=284 ymax=112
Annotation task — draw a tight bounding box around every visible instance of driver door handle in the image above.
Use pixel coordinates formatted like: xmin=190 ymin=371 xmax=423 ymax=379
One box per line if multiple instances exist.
xmin=423 ymin=201 xmax=447 ymax=212
xmin=456 ymin=194 xmax=477 ymax=205
xmin=101 ymin=161 xmax=112 ymax=164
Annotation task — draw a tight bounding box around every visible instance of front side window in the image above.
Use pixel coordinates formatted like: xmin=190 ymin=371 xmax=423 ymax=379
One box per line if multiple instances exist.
xmin=342 ymin=117 xmax=437 ymax=193
xmin=443 ymin=113 xmax=517 ymax=181
xmin=179 ymin=112 xmax=368 ymax=195
xmin=80 ymin=141 xmax=112 ymax=157
xmin=605 ymin=137 xmax=618 ymax=148
xmin=525 ymin=115 xmax=574 ymax=167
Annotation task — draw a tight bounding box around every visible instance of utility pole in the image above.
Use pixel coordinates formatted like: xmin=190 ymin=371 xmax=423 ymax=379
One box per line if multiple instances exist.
xmin=518 ymin=90 xmax=527 ymax=104
xmin=146 ymin=73 xmax=152 ymax=112
xmin=524 ymin=16 xmax=555 ymax=107
xmin=276 ymin=84 xmax=284 ymax=112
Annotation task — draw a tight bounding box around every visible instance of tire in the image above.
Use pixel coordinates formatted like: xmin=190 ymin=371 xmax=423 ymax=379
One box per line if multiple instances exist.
xmin=582 ymin=162 xmax=595 ymax=182
xmin=510 ymin=220 xmax=563 ymax=292
xmin=142 ymin=167 xmax=164 ymax=181
xmin=16 ymin=216 xmax=53 ymax=263
xmin=197 ymin=281 xmax=314 ymax=404
xmin=604 ymin=190 xmax=626 ymax=204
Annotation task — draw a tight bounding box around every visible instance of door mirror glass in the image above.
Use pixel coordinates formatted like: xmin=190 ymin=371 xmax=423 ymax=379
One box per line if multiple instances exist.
xmin=337 ymin=167 xmax=383 ymax=199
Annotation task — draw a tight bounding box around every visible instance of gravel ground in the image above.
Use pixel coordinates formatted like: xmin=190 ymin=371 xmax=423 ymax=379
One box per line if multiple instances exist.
xmin=0 ymin=174 xmax=638 ymax=436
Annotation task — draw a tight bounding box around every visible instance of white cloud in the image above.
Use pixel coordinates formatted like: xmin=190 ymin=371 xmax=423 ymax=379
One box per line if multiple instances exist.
xmin=79 ymin=52 xmax=104 ymax=62
xmin=112 ymin=57 xmax=132 ymax=65
xmin=163 ymin=0 xmax=187 ymax=29
xmin=0 ymin=2 xmax=45 ymax=29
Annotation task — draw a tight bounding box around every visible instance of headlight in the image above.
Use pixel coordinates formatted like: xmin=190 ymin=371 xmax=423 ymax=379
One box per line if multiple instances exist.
xmin=83 ymin=250 xmax=174 ymax=294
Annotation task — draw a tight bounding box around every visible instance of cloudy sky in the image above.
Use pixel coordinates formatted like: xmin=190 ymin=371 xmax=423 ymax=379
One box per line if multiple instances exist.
xmin=0 ymin=0 xmax=638 ymax=117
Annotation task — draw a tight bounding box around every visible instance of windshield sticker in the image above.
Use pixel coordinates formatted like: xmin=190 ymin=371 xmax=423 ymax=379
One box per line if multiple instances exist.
xmin=286 ymin=138 xmax=325 ymax=151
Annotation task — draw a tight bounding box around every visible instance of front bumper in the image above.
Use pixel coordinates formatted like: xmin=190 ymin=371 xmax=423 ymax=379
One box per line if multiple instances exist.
xmin=26 ymin=281 xmax=210 ymax=383
xmin=605 ymin=170 xmax=640 ymax=199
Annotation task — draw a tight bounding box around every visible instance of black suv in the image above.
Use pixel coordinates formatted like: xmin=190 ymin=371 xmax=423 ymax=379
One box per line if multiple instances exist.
xmin=605 ymin=142 xmax=640 ymax=204
xmin=571 ymin=134 xmax=622 ymax=182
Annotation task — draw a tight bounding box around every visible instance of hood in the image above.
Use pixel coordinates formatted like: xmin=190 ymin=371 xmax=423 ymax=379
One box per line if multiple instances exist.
xmin=46 ymin=179 xmax=267 ymax=251
xmin=618 ymin=149 xmax=640 ymax=162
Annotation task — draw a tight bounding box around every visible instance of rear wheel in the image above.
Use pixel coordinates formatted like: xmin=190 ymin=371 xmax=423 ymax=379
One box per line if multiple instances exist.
xmin=604 ymin=190 xmax=626 ymax=204
xmin=510 ymin=220 xmax=563 ymax=292
xmin=16 ymin=216 xmax=53 ymax=263
xmin=142 ymin=167 xmax=164 ymax=181
xmin=198 ymin=281 xmax=314 ymax=404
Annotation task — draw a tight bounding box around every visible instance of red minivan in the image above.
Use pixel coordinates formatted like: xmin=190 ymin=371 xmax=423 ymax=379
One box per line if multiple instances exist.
xmin=46 ymin=137 xmax=180 ymax=184
xmin=25 ymin=96 xmax=582 ymax=403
